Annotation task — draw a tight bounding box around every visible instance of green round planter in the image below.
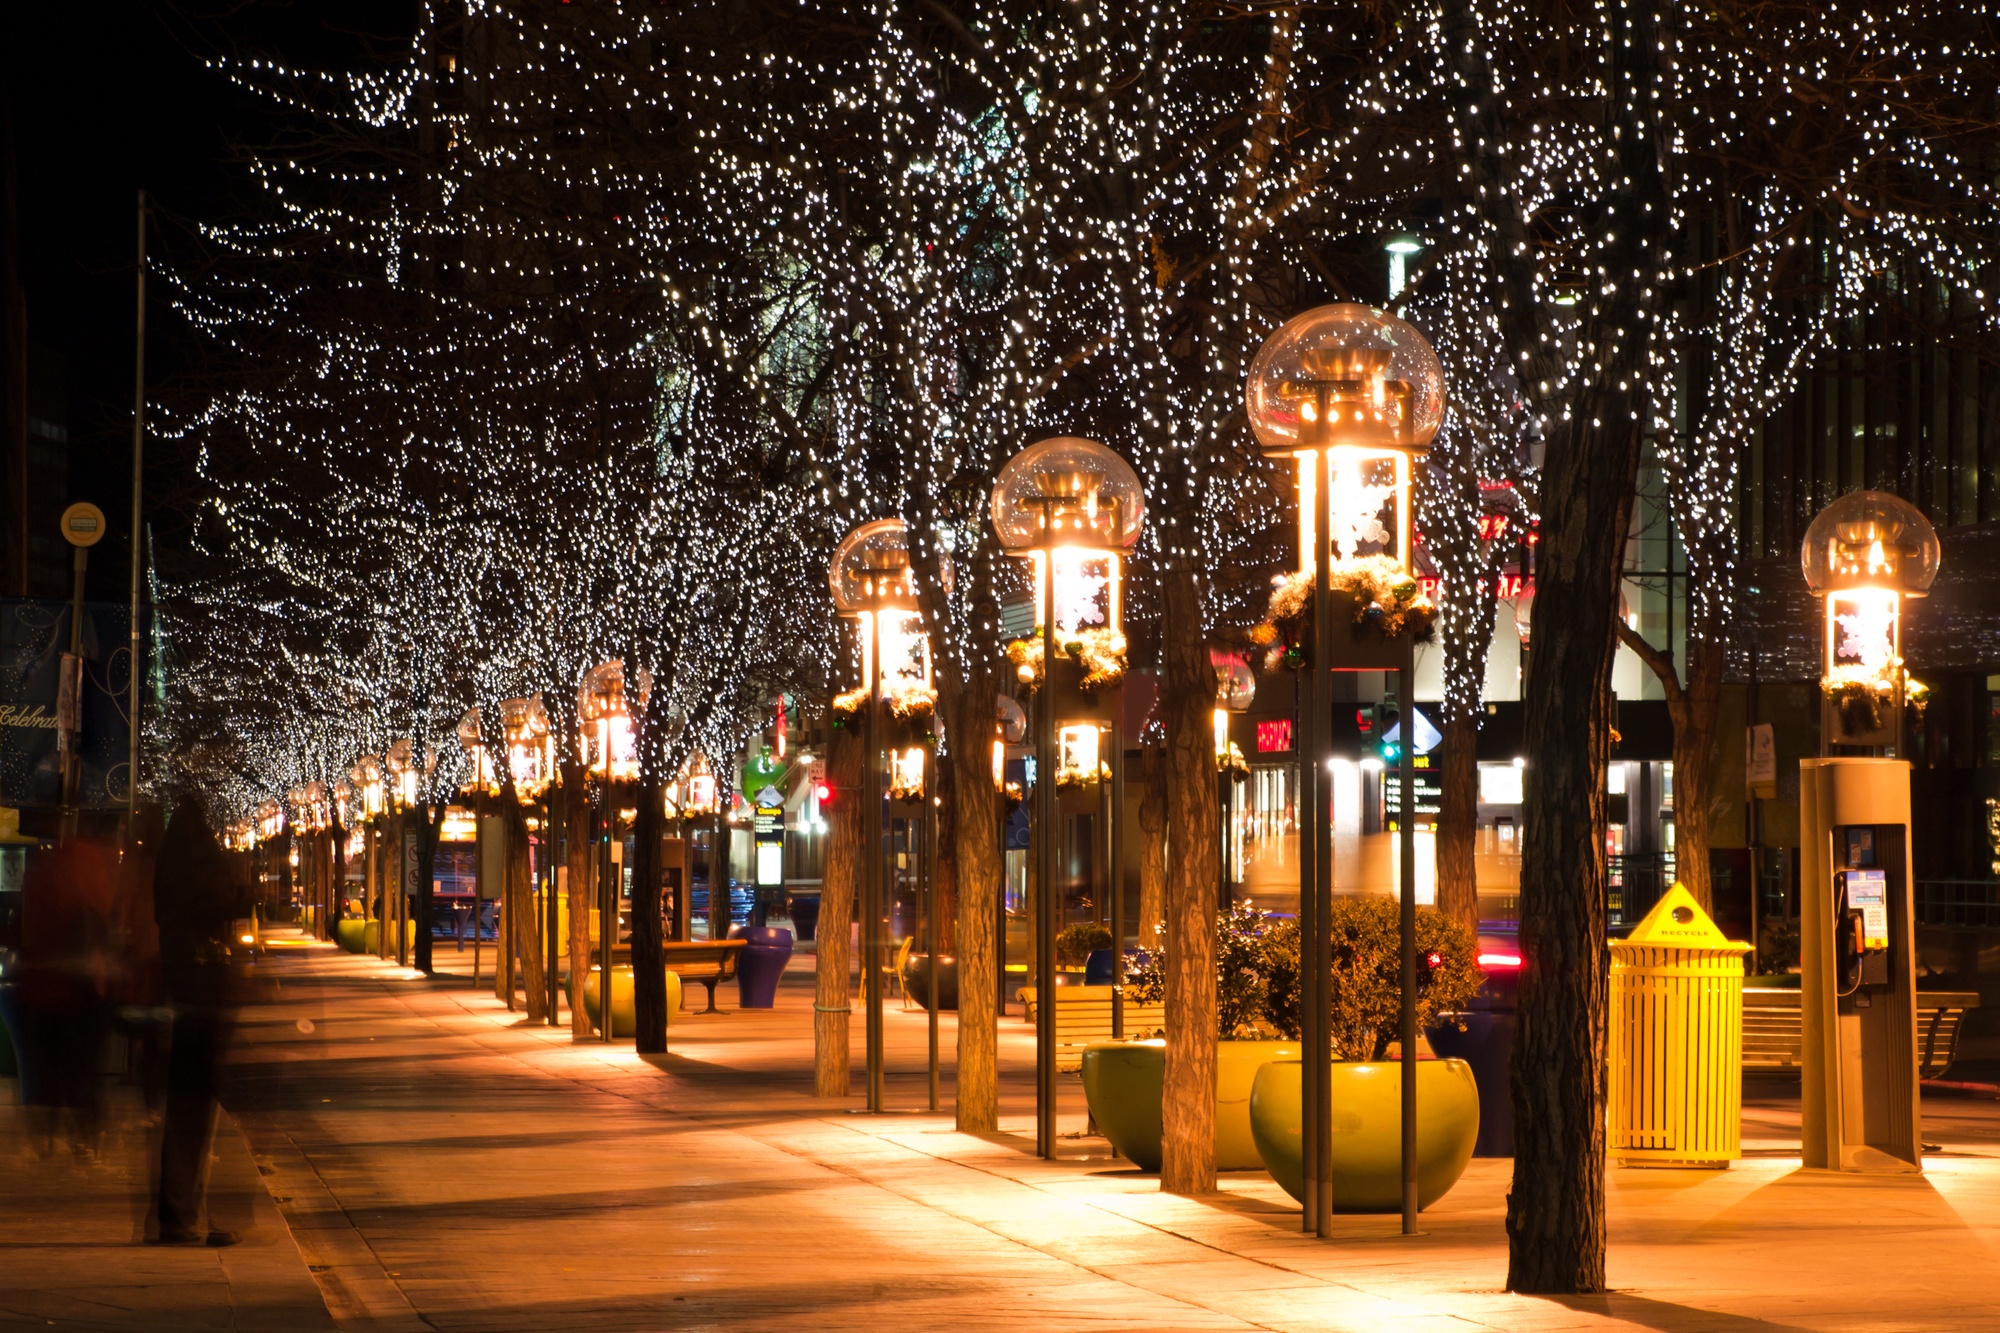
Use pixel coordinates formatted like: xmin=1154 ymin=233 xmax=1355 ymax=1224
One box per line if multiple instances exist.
xmin=334 ymin=918 xmax=367 ymax=954
xmin=581 ymin=965 xmax=684 ymax=1039
xmin=1081 ymin=1038 xmax=1302 ymax=1172
xmin=1249 ymin=1059 xmax=1479 ymax=1212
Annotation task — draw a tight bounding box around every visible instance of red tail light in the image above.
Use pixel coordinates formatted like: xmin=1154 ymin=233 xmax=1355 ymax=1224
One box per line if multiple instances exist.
xmin=1477 ymin=952 xmax=1523 ymax=969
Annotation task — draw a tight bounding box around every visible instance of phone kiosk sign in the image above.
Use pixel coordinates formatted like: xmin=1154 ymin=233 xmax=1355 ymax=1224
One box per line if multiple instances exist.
xmin=752 ymin=785 xmax=785 ymax=888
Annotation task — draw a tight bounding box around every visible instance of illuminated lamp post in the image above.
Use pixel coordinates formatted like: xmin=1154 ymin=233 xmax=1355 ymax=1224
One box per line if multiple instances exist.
xmin=1247 ymin=303 xmax=1444 ymax=1238
xmin=580 ymin=660 xmax=645 ymax=1043
xmin=350 ymin=754 xmax=387 ymax=958
xmin=990 ymin=436 xmax=1145 ymax=1159
xmin=331 ymin=777 xmax=358 ymax=927
xmin=830 ymin=518 xmax=941 ymax=1113
xmin=499 ymin=695 xmax=554 ymax=1017
xmin=456 ymin=708 xmax=496 ymax=981
xmin=1801 ymin=491 xmax=1939 ymax=756
xmin=678 ymin=752 xmax=725 ymax=947
xmin=385 ymin=739 xmax=418 ymax=967
xmin=1214 ymin=654 xmax=1257 ymax=910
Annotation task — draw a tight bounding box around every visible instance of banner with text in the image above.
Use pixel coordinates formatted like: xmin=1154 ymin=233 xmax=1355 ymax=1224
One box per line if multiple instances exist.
xmin=0 ymin=599 xmax=145 ymax=809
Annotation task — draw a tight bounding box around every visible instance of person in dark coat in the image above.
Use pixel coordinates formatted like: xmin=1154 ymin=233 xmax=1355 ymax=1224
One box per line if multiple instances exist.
xmin=149 ymin=798 xmax=250 ymax=1246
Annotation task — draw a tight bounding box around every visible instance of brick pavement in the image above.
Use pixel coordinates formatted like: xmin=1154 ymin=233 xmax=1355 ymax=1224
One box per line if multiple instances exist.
xmin=9 ymin=933 xmax=2000 ymax=1330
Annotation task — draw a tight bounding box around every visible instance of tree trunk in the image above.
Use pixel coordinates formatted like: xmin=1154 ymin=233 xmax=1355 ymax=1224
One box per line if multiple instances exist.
xmin=815 ymin=718 xmax=862 ymax=1097
xmin=1672 ymin=634 xmax=1723 ymax=912
xmin=1138 ymin=744 xmax=1168 ymax=951
xmin=415 ymin=800 xmax=445 ymax=977
xmin=1616 ymin=619 xmax=1722 ymax=913
xmin=1437 ymin=711 xmax=1481 ymax=935
xmin=562 ymin=765 xmax=594 ymax=1038
xmin=1506 ymin=421 xmax=1640 ymax=1293
xmin=944 ymin=665 xmax=1003 ymax=1132
xmin=631 ymin=774 xmax=667 ymax=1053
xmin=505 ymin=802 xmax=548 ymax=1021
xmin=1159 ymin=564 xmax=1220 ymax=1195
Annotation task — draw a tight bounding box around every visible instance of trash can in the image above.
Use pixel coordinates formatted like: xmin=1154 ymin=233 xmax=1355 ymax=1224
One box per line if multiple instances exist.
xmin=1608 ymin=884 xmax=1753 ymax=1168
xmin=731 ymin=926 xmax=794 ymax=1009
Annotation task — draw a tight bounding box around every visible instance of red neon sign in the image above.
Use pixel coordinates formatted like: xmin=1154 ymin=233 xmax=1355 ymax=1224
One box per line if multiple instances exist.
xmin=1256 ymin=719 xmax=1294 ymax=754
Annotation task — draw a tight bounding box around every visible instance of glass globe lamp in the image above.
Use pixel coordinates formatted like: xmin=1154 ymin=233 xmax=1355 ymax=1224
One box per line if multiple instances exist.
xmin=1245 ymin=304 xmax=1444 ymax=456
xmin=990 ymin=438 xmax=1145 ymax=657
xmin=1246 ymin=305 xmax=1443 ymax=573
xmin=989 ymin=436 xmax=1145 ymax=553
xmin=351 ymin=754 xmax=386 ymax=819
xmin=499 ymin=695 xmax=552 ymax=799
xmin=578 ymin=660 xmax=639 ymax=782
xmin=830 ymin=519 xmax=937 ymax=712
xmin=1801 ymin=490 xmax=1939 ymax=598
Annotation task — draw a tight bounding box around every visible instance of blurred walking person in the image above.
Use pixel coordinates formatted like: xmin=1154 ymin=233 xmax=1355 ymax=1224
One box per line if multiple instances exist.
xmin=149 ymin=798 xmax=249 ymax=1246
xmin=15 ymin=835 xmax=119 ymax=1160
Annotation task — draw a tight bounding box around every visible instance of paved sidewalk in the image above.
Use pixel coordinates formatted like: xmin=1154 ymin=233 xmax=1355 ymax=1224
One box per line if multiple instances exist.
xmin=240 ymin=939 xmax=2000 ymax=1330
xmin=11 ymin=934 xmax=2000 ymax=1330
xmin=0 ymin=1093 xmax=335 ymax=1330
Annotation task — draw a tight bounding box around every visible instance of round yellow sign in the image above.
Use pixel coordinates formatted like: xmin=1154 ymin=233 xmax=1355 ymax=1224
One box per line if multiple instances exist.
xmin=60 ymin=502 xmax=107 ymax=548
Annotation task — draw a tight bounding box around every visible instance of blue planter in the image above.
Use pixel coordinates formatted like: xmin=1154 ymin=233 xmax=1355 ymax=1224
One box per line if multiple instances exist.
xmin=788 ymin=892 xmax=822 ymax=942
xmin=730 ymin=926 xmax=794 ymax=1008
xmin=1428 ymin=1011 xmax=1515 ymax=1157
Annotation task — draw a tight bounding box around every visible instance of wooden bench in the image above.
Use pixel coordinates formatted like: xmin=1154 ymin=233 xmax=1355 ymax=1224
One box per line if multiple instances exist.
xmin=1018 ymin=985 xmax=1167 ymax=1072
xmin=1743 ymin=988 xmax=1979 ymax=1078
xmin=613 ymin=940 xmax=747 ymax=1013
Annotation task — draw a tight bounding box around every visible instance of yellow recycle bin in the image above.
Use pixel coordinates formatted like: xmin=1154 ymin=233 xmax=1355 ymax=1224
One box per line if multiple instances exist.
xmin=1608 ymin=884 xmax=1753 ymax=1169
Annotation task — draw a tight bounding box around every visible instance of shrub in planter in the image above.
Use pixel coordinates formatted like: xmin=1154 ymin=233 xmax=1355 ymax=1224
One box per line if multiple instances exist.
xmin=1056 ymin=922 xmax=1112 ymax=969
xmin=1101 ymin=899 xmax=1482 ymax=1202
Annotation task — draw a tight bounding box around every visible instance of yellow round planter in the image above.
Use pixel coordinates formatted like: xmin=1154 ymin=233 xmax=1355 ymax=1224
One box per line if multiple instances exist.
xmin=333 ymin=918 xmax=368 ymax=954
xmin=359 ymin=920 xmax=414 ymax=955
xmin=581 ymin=965 xmax=684 ymax=1039
xmin=1081 ymin=1038 xmax=1302 ymax=1172
xmin=1249 ymin=1059 xmax=1480 ymax=1212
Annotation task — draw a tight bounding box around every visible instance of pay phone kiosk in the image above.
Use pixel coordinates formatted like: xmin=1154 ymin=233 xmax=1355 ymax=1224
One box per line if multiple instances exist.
xmin=1799 ymin=758 xmax=1921 ymax=1174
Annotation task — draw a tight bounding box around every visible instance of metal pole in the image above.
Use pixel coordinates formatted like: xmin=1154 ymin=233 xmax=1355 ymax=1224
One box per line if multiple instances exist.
xmin=1398 ymin=650 xmax=1419 ymax=1236
xmin=59 ymin=544 xmax=86 ymax=842
xmin=926 ymin=798 xmax=939 ymax=1113
xmin=128 ymin=191 xmax=146 ymax=814
xmin=864 ymin=611 xmax=885 ymax=1112
xmin=1035 ymin=555 xmax=1058 ymax=1158
xmin=472 ymin=802 xmax=483 ymax=985
xmin=1304 ymin=451 xmax=1334 ymax=1238
xmin=1109 ymin=712 xmax=1125 ymax=1040
xmin=545 ymin=802 xmax=560 ymax=1026
xmin=600 ymin=802 xmax=614 ymax=1042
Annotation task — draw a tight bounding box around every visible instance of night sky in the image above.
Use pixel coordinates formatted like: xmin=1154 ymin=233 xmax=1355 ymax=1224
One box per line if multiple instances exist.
xmin=5 ymin=2 xmax=415 ymax=600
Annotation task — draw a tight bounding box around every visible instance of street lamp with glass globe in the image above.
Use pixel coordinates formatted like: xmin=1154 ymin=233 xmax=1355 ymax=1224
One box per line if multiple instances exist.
xmin=990 ymin=436 xmax=1145 ymax=1159
xmin=1801 ymin=491 xmax=1940 ymax=754
xmin=1247 ymin=303 xmax=1444 ymax=1239
xmin=830 ymin=517 xmax=943 ymax=1112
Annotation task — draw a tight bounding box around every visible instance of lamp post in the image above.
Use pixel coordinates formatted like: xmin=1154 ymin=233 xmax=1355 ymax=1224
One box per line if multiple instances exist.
xmin=580 ymin=659 xmax=642 ymax=1043
xmin=1801 ymin=491 xmax=1939 ymax=757
xmin=500 ymin=694 xmax=554 ymax=1015
xmin=1214 ymin=655 xmax=1257 ymax=910
xmin=331 ymin=777 xmax=355 ymax=931
xmin=830 ymin=518 xmax=941 ymax=1113
xmin=1247 ymin=303 xmax=1444 ymax=1238
xmin=991 ymin=436 xmax=1145 ymax=1159
xmin=681 ymin=752 xmax=722 ymax=944
xmin=458 ymin=708 xmax=499 ymax=981
xmin=386 ymin=738 xmax=418 ymax=967
xmin=351 ymin=754 xmax=387 ymax=959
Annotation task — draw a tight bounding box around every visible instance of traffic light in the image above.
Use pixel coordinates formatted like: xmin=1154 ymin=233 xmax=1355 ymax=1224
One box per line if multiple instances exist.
xmin=1377 ymin=704 xmax=1402 ymax=764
